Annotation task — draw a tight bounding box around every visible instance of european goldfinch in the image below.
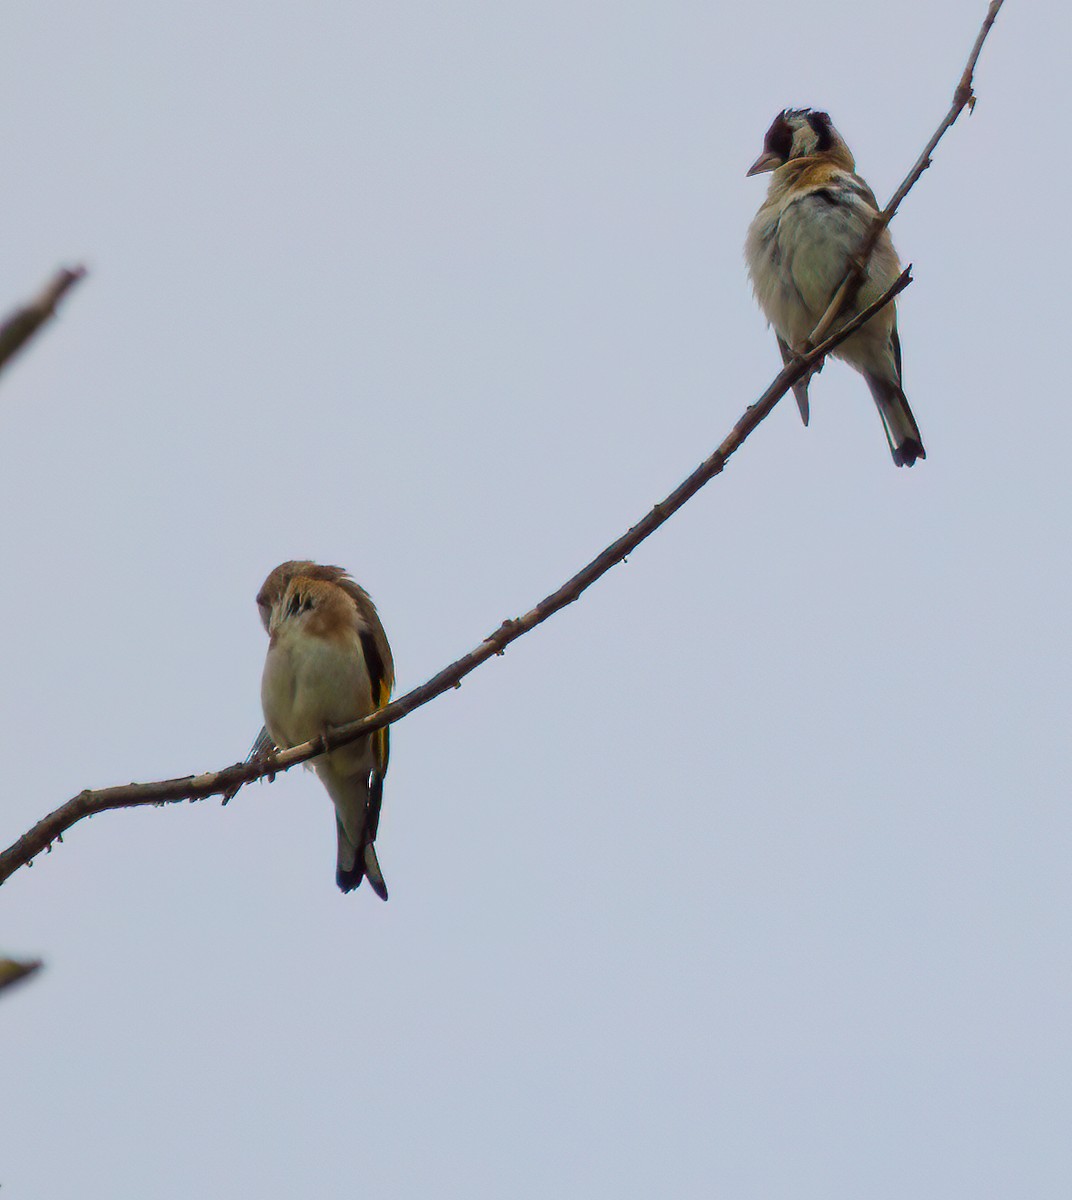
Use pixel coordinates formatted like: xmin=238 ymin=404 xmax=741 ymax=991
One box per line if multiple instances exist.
xmin=257 ymin=561 xmax=394 ymax=899
xmin=745 ymin=108 xmax=925 ymax=467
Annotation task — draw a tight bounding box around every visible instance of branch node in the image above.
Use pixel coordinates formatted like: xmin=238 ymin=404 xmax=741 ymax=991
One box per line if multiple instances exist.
xmin=485 ymin=618 xmax=518 ymax=654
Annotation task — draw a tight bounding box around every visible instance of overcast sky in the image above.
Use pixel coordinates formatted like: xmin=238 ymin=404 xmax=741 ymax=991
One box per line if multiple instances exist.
xmin=3 ymin=2 xmax=1068 ymax=1197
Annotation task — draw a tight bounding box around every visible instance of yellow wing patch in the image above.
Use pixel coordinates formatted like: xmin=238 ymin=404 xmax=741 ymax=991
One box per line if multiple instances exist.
xmin=373 ymin=675 xmax=391 ymax=776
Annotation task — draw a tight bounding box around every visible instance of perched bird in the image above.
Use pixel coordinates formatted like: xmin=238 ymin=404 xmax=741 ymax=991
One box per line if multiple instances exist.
xmin=257 ymin=561 xmax=395 ymax=899
xmin=744 ymin=108 xmax=925 ymax=467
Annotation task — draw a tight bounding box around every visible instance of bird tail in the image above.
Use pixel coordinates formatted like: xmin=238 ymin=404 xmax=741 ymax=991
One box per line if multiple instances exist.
xmin=335 ymin=814 xmax=389 ymax=900
xmin=322 ymin=764 xmax=389 ymax=901
xmin=362 ymin=841 xmax=388 ymax=901
xmin=777 ymin=335 xmax=812 ymax=426
xmin=791 ymin=379 xmax=810 ymax=426
xmin=865 ymin=373 xmax=926 ymax=468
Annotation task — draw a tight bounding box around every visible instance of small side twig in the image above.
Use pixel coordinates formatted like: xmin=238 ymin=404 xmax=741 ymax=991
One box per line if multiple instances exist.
xmin=0 ymin=266 xmax=87 ymax=378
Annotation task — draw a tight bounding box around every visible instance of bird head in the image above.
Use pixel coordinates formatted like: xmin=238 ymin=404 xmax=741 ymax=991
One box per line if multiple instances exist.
xmin=746 ymin=108 xmax=854 ymax=176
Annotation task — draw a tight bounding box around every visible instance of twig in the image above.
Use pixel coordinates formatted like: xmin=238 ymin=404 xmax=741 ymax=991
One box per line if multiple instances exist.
xmin=807 ymin=0 xmax=1004 ymax=348
xmin=0 ymin=267 xmax=87 ymax=378
xmin=0 ymin=272 xmax=910 ymax=886
xmin=0 ymin=0 xmax=1006 ymax=886
xmin=0 ymin=957 xmax=43 ymax=994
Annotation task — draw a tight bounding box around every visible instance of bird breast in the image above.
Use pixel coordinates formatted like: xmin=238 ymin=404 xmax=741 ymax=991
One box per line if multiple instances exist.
xmin=747 ymin=193 xmax=865 ymax=347
xmin=261 ymin=621 xmax=374 ymax=750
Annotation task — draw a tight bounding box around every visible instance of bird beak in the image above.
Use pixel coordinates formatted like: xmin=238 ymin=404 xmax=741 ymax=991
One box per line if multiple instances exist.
xmin=746 ymin=151 xmax=781 ymax=177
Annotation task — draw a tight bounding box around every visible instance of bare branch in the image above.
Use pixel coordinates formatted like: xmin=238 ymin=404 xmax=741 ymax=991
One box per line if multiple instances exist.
xmin=0 ymin=957 xmax=43 ymax=994
xmin=0 ymin=266 xmax=87 ymax=378
xmin=808 ymin=0 xmax=1005 ymax=348
xmin=0 ymin=270 xmax=910 ymax=886
xmin=0 ymin=1 xmax=1006 ymax=886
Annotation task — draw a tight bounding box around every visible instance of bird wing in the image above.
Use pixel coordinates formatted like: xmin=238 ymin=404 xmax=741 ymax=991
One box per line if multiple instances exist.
xmin=357 ymin=623 xmax=392 ymax=838
xmin=777 ymin=334 xmax=811 ymax=426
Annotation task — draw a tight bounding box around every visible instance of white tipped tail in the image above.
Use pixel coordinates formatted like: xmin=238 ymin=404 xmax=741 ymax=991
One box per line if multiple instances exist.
xmin=865 ymin=373 xmax=926 ymax=467
xmin=322 ymin=764 xmax=389 ymax=900
xmin=362 ymin=843 xmax=388 ymax=901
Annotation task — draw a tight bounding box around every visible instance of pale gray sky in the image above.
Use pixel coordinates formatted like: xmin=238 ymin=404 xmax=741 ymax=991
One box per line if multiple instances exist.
xmin=3 ymin=2 xmax=1068 ymax=1197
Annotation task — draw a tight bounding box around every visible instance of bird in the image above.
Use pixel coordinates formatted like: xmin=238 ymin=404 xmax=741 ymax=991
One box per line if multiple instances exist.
xmin=744 ymin=108 xmax=925 ymax=467
xmin=257 ymin=560 xmax=395 ymax=899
